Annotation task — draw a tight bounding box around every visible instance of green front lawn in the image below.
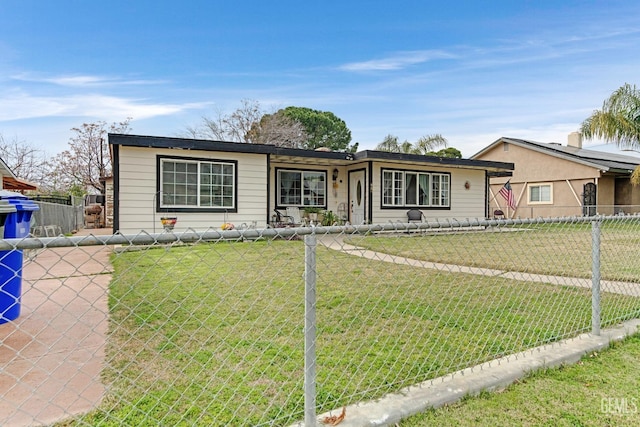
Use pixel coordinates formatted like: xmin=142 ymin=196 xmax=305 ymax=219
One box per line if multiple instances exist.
xmin=69 ymin=223 xmax=640 ymax=425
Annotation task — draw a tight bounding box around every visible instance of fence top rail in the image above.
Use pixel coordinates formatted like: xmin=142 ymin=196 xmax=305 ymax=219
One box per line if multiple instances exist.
xmin=1 ymin=214 xmax=638 ymax=250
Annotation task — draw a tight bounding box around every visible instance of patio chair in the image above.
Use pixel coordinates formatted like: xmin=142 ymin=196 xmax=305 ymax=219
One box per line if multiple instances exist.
xmin=493 ymin=209 xmax=505 ymax=219
xmin=272 ymin=209 xmax=294 ymax=227
xmin=286 ymin=207 xmax=307 ymax=226
xmin=407 ymin=209 xmax=425 ymax=223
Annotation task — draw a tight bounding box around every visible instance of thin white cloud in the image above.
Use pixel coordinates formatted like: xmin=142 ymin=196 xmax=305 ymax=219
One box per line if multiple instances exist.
xmin=339 ymin=50 xmax=456 ymax=72
xmin=11 ymin=73 xmax=165 ymax=87
xmin=337 ymin=24 xmax=640 ymax=80
xmin=0 ymin=91 xmax=210 ymax=121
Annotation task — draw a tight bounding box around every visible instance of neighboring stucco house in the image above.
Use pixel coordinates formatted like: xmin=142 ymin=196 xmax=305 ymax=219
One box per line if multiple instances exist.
xmin=471 ymin=132 xmax=640 ymax=218
xmin=109 ymin=134 xmax=514 ymax=234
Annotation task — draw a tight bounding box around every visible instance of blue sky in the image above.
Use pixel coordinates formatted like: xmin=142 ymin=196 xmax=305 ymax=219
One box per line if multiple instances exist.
xmin=1 ymin=0 xmax=640 ymax=158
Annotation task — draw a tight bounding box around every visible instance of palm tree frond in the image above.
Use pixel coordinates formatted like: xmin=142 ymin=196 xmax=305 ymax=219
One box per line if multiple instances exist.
xmin=415 ymin=134 xmax=448 ymax=154
xmin=581 ymin=83 xmax=640 ymax=150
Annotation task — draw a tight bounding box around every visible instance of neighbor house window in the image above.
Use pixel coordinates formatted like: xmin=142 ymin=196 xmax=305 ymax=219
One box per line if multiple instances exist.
xmin=528 ymin=183 xmax=552 ymax=204
xmin=160 ymin=158 xmax=236 ymax=209
xmin=382 ymin=169 xmax=450 ymax=207
xmin=278 ymin=169 xmax=326 ymax=207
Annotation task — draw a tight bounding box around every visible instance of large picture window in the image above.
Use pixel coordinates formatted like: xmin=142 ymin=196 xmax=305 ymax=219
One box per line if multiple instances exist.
xmin=382 ymin=169 xmax=450 ymax=208
xmin=278 ymin=169 xmax=326 ymax=207
xmin=160 ymin=158 xmax=235 ymax=209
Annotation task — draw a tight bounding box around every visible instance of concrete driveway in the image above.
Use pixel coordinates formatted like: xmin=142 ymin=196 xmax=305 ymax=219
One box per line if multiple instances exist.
xmin=0 ymin=228 xmax=112 ymax=427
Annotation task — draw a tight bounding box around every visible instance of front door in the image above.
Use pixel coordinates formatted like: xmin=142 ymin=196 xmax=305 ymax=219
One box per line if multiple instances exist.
xmin=582 ymin=182 xmax=596 ymax=216
xmin=349 ymin=169 xmax=367 ymax=224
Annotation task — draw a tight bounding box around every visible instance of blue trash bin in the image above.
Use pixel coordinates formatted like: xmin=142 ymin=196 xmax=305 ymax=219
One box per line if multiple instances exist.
xmin=0 ymin=191 xmax=39 ymax=324
xmin=0 ymin=200 xmax=16 ymax=241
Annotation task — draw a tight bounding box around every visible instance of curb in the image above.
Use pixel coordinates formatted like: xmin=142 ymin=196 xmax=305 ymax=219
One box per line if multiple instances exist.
xmin=305 ymin=318 xmax=640 ymax=426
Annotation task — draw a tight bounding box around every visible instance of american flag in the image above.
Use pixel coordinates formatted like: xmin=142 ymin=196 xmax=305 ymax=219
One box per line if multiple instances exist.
xmin=499 ymin=180 xmax=516 ymax=210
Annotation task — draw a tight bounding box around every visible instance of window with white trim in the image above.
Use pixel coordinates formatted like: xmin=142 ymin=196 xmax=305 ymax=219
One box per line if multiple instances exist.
xmin=528 ymin=183 xmax=552 ymax=204
xmin=382 ymin=169 xmax=450 ymax=207
xmin=160 ymin=158 xmax=235 ymax=208
xmin=278 ymin=169 xmax=326 ymax=207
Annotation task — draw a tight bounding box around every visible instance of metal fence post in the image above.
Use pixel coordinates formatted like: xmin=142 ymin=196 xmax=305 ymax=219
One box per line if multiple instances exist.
xmin=591 ymin=219 xmax=601 ymax=336
xmin=304 ymin=234 xmax=317 ymax=426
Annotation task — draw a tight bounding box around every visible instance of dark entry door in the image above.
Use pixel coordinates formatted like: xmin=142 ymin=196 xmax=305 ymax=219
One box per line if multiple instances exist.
xmin=582 ymin=182 xmax=596 ymax=216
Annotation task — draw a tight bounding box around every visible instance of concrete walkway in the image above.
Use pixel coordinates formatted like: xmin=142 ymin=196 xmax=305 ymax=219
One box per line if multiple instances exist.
xmin=320 ymin=236 xmax=640 ymax=297
xmin=0 ymin=228 xmax=112 ymax=427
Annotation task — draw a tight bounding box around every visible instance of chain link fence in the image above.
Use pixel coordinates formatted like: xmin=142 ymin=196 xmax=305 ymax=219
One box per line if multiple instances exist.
xmin=1 ymin=215 xmax=640 ymax=426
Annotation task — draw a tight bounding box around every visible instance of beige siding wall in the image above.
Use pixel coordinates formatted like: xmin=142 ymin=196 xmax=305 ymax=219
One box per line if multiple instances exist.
xmin=117 ymin=147 xmax=267 ymax=234
xmin=368 ymin=162 xmax=487 ymax=223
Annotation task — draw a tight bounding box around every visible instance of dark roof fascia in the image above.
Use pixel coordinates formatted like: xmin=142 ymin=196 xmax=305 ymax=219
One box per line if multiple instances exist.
xmin=108 ymin=133 xmax=355 ymax=161
xmin=353 ymin=150 xmax=514 ymax=171
xmin=108 ymin=133 xmax=513 ymax=171
xmin=487 ymin=171 xmax=514 ymax=178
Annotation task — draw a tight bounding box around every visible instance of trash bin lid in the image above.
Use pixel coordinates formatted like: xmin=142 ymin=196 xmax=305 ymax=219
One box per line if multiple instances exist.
xmin=0 ymin=190 xmax=28 ymax=199
xmin=0 ymin=191 xmax=39 ymax=212
xmin=0 ymin=200 xmax=17 ymax=214
xmin=4 ymin=199 xmax=40 ymax=212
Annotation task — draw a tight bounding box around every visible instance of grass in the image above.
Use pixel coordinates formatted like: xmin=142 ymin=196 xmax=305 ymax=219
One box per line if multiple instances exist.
xmin=67 ymin=221 xmax=640 ymax=425
xmin=400 ymin=333 xmax=640 ymax=426
xmin=346 ymin=220 xmax=640 ymax=281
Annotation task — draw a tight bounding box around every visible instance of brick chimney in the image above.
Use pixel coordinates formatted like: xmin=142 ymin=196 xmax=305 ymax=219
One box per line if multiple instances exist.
xmin=568 ymin=132 xmax=582 ymax=149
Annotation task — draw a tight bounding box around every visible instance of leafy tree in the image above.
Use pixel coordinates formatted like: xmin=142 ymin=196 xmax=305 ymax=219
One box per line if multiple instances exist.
xmin=188 ymin=100 xmax=356 ymax=152
xmin=427 ymin=147 xmax=462 ymax=158
xmin=280 ymin=107 xmax=357 ymax=152
xmin=375 ymin=134 xmax=449 ymax=155
xmin=580 ymin=83 xmax=640 ymax=183
xmin=50 ymin=118 xmax=131 ymax=194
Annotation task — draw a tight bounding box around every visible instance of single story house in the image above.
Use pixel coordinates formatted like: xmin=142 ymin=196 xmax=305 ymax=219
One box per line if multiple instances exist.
xmin=471 ymin=132 xmax=640 ymax=218
xmin=109 ymin=134 xmax=514 ymax=234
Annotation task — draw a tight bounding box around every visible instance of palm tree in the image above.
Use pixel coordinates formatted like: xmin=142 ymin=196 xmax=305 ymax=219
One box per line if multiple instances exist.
xmin=375 ymin=134 xmax=401 ymax=152
xmin=581 ymin=83 xmax=640 ymax=183
xmin=375 ymin=134 xmax=448 ymax=155
xmin=414 ymin=134 xmax=448 ymax=155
